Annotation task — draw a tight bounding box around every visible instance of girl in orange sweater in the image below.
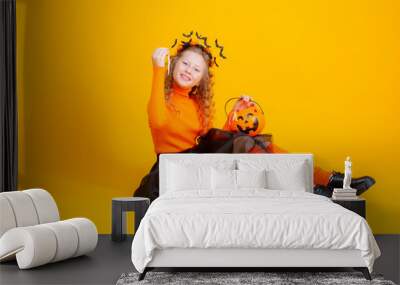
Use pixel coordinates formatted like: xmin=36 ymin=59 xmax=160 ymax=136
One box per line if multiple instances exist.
xmin=148 ymin=45 xmax=214 ymax=154
xmin=134 ymin=42 xmax=215 ymax=200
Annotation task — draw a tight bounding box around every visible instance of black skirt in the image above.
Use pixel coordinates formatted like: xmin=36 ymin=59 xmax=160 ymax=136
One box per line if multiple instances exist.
xmin=133 ymin=128 xmax=272 ymax=202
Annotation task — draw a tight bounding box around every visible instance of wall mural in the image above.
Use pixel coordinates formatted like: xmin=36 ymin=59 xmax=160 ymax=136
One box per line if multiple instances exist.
xmin=133 ymin=31 xmax=375 ymax=202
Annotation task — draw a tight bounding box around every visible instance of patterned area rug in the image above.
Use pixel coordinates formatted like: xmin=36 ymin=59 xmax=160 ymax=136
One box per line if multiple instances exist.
xmin=116 ymin=271 xmax=396 ymax=285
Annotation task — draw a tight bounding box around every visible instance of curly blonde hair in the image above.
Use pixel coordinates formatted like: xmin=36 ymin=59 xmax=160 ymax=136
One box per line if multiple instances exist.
xmin=164 ymin=45 xmax=215 ymax=135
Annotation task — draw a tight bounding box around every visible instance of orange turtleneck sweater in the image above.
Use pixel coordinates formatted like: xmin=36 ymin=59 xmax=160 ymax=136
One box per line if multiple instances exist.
xmin=147 ymin=66 xmax=207 ymax=154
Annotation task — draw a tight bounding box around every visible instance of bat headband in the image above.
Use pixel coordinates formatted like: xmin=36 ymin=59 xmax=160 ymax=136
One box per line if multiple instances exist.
xmin=170 ymin=31 xmax=227 ymax=68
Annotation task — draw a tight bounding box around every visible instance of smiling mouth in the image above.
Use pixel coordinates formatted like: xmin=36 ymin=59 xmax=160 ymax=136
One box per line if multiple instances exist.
xmin=180 ymin=74 xmax=192 ymax=82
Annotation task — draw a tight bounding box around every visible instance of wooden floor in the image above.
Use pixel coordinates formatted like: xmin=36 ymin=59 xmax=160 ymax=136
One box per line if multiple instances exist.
xmin=0 ymin=235 xmax=398 ymax=285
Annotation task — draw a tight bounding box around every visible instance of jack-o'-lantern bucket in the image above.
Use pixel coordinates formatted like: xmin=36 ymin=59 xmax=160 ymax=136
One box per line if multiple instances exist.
xmin=224 ymin=96 xmax=265 ymax=136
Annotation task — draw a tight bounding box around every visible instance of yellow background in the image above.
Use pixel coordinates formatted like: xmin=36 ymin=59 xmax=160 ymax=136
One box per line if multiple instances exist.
xmin=16 ymin=0 xmax=400 ymax=234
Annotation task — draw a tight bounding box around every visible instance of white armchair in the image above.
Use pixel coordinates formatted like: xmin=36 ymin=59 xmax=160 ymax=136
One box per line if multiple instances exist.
xmin=0 ymin=189 xmax=98 ymax=269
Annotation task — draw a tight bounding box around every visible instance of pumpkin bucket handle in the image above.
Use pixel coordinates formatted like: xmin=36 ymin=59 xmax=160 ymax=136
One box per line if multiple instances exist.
xmin=224 ymin=97 xmax=264 ymax=117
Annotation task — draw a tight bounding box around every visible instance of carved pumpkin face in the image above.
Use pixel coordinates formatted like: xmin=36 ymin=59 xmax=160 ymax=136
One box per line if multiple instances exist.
xmin=227 ymin=103 xmax=265 ymax=136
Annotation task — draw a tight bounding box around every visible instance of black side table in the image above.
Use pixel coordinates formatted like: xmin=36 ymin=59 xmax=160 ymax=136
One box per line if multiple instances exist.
xmin=112 ymin=197 xmax=150 ymax=242
xmin=332 ymin=197 xmax=366 ymax=218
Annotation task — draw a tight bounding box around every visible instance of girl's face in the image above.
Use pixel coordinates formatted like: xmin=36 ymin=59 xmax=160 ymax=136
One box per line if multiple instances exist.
xmin=173 ymin=50 xmax=207 ymax=89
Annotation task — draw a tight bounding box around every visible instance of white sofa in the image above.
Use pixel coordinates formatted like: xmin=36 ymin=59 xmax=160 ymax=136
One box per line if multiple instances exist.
xmin=0 ymin=188 xmax=98 ymax=269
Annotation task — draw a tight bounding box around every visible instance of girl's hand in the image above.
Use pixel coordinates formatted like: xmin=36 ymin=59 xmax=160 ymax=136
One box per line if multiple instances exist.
xmin=231 ymin=95 xmax=252 ymax=111
xmin=152 ymin=47 xmax=169 ymax=68
xmin=240 ymin=95 xmax=252 ymax=102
